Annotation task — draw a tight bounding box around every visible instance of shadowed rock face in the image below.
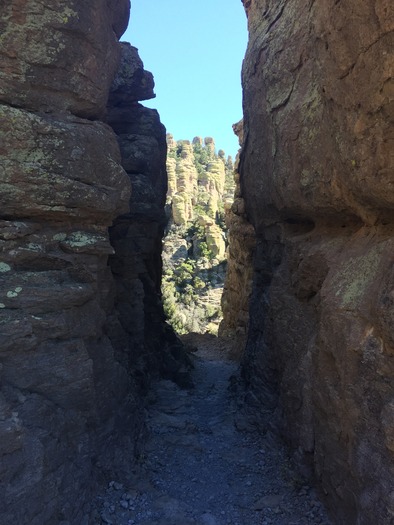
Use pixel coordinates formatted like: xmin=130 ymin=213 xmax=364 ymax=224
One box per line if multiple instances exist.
xmin=219 ymin=120 xmax=256 ymax=355
xmin=105 ymin=46 xmax=191 ymax=388
xmin=236 ymin=0 xmax=394 ymax=523
xmin=0 ymin=1 xmax=185 ymax=524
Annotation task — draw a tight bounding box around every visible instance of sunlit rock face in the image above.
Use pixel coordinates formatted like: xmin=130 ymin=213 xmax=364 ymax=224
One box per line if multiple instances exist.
xmin=238 ymin=0 xmax=394 ymax=523
xmin=162 ymin=135 xmax=234 ymax=335
xmin=169 ymin=140 xmax=199 ymax=225
xmin=0 ymin=1 xmax=183 ymax=523
xmin=165 ymin=135 xmax=228 ymax=264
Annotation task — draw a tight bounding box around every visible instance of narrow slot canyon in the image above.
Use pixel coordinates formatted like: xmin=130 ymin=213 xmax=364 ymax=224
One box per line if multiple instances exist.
xmin=91 ymin=335 xmax=331 ymax=525
xmin=0 ymin=1 xmax=393 ymax=525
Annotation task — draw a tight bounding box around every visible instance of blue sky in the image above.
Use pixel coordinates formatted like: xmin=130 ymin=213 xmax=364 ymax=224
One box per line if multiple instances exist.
xmin=122 ymin=1 xmax=248 ymax=159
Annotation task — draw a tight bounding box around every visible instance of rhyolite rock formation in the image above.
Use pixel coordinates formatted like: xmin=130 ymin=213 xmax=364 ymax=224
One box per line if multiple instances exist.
xmin=230 ymin=1 xmax=394 ymax=524
xmin=168 ymin=139 xmax=199 ymax=225
xmin=1 ymin=1 xmax=393 ymax=524
xmin=0 ymin=2 xmax=188 ymax=524
xmin=162 ymin=135 xmax=234 ymax=335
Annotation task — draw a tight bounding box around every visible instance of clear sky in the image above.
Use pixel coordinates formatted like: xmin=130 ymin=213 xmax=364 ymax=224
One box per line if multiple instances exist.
xmin=122 ymin=0 xmax=248 ymax=159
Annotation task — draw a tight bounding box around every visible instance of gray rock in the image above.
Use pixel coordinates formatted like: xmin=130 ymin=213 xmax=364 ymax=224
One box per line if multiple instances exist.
xmin=200 ymin=512 xmax=218 ymax=525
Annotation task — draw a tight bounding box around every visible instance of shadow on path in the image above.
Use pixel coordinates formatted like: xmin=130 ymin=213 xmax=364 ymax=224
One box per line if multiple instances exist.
xmin=93 ymin=334 xmax=331 ymax=525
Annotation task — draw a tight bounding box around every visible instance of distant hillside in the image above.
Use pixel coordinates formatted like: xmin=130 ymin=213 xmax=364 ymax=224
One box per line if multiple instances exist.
xmin=162 ymin=134 xmax=235 ymax=334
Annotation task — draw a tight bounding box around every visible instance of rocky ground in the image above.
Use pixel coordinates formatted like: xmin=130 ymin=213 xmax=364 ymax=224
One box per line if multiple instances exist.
xmin=92 ymin=335 xmax=332 ymax=525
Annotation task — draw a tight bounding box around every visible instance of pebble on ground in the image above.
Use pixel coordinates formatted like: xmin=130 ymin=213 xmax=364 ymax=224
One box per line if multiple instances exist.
xmin=93 ymin=336 xmax=332 ymax=525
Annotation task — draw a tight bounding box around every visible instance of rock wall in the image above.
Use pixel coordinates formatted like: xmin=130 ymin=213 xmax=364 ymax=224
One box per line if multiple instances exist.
xmin=0 ymin=2 xmax=181 ymax=523
xmin=219 ymin=121 xmax=256 ymax=356
xmin=238 ymin=1 xmax=394 ymax=524
xmin=106 ymin=44 xmax=189 ymax=389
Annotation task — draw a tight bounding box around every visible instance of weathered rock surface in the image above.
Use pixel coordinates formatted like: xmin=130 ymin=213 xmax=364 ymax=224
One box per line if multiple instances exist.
xmin=1 ymin=105 xmax=129 ymax=221
xmin=0 ymin=1 xmax=185 ymax=524
xmin=0 ymin=0 xmax=130 ymax=118
xmin=107 ymin=42 xmax=155 ymax=108
xmin=234 ymin=1 xmax=394 ymax=524
xmin=106 ymin=75 xmax=190 ymax=389
xmin=162 ymin=135 xmax=234 ymax=335
xmin=219 ymin=121 xmax=255 ymax=356
xmin=168 ymin=139 xmax=198 ymax=225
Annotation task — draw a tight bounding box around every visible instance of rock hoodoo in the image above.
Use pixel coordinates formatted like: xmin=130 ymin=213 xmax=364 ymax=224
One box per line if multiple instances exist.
xmin=161 ymin=135 xmax=234 ymax=335
xmin=225 ymin=1 xmax=393 ymax=523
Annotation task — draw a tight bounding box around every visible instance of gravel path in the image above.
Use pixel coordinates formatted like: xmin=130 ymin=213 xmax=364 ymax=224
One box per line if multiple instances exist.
xmin=93 ymin=336 xmax=332 ymax=525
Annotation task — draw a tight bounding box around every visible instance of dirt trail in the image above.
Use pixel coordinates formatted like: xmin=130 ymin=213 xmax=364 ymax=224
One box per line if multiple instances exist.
xmin=94 ymin=335 xmax=331 ymax=525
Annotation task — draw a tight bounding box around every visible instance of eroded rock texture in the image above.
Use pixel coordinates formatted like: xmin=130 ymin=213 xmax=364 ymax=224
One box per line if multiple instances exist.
xmin=238 ymin=1 xmax=394 ymax=523
xmin=0 ymin=0 xmax=128 ymax=118
xmin=0 ymin=2 xmax=180 ymax=523
xmin=161 ymin=135 xmax=234 ymax=335
xmin=106 ymin=43 xmax=190 ymax=388
xmin=219 ymin=121 xmax=256 ymax=356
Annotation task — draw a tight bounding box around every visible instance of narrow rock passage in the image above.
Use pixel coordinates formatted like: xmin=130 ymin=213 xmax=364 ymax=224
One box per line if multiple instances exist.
xmin=94 ymin=336 xmax=332 ymax=525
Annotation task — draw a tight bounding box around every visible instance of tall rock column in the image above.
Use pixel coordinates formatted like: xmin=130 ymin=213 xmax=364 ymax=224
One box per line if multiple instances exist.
xmin=171 ymin=140 xmax=199 ymax=226
xmin=105 ymin=44 xmax=190 ymax=388
xmin=239 ymin=1 xmax=394 ymax=524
